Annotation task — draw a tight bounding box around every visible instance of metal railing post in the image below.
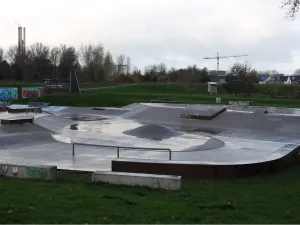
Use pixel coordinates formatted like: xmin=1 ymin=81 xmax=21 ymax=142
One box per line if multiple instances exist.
xmin=69 ymin=142 xmax=171 ymax=160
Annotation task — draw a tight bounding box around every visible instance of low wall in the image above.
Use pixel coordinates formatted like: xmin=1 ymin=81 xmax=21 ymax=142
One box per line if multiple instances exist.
xmin=1 ymin=117 xmax=34 ymax=125
xmin=21 ymin=87 xmax=45 ymax=99
xmin=0 ymin=106 xmax=8 ymax=112
xmin=181 ymin=108 xmax=227 ymax=120
xmin=0 ymin=163 xmax=57 ymax=181
xmin=92 ymin=171 xmax=181 ymax=190
xmin=112 ymin=145 xmax=300 ymax=179
xmin=7 ymin=107 xmax=42 ymax=113
xmin=151 ymin=100 xmax=182 ymax=104
xmin=28 ymin=102 xmax=51 ymax=107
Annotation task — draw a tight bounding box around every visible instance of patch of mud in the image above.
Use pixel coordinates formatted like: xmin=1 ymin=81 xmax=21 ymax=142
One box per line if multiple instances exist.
xmin=123 ymin=124 xmax=184 ymax=140
xmin=69 ymin=116 xmax=108 ymax=122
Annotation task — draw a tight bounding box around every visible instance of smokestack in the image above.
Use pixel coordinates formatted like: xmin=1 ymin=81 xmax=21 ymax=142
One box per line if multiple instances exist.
xmin=23 ymin=27 xmax=26 ymax=58
xmin=18 ymin=26 xmax=23 ymax=56
xmin=17 ymin=27 xmax=20 ymax=55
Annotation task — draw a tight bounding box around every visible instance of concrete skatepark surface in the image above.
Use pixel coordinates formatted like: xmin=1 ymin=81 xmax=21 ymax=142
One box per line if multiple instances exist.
xmin=1 ymin=103 xmax=300 ymax=174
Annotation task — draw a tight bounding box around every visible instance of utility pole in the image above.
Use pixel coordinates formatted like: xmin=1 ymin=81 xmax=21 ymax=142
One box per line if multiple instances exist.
xmin=204 ymin=52 xmax=248 ymax=73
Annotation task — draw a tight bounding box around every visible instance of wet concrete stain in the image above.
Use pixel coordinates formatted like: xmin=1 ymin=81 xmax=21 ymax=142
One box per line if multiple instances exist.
xmin=70 ymin=116 xmax=109 ymax=122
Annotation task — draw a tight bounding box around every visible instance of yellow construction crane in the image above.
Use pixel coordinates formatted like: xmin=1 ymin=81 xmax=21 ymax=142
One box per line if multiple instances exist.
xmin=204 ymin=52 xmax=248 ymax=73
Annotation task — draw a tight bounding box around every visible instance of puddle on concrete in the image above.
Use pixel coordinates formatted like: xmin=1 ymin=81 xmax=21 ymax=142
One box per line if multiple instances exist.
xmin=62 ymin=116 xmax=215 ymax=151
xmin=69 ymin=116 xmax=109 ymax=122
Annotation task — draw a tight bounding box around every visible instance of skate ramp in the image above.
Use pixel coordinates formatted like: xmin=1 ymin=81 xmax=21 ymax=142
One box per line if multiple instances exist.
xmin=0 ymin=131 xmax=55 ymax=150
xmin=34 ymin=115 xmax=74 ymax=133
xmin=57 ymin=107 xmax=128 ymax=117
xmin=123 ymin=124 xmax=184 ymax=140
xmin=182 ymin=106 xmax=226 ymax=120
xmin=0 ymin=123 xmax=47 ymax=135
xmin=182 ymin=138 xmax=225 ymax=151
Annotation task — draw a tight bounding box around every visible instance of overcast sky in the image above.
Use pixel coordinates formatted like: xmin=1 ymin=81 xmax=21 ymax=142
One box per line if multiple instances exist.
xmin=1 ymin=0 xmax=300 ymax=74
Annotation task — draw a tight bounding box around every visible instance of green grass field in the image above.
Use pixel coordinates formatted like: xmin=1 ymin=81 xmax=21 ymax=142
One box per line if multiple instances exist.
xmin=8 ymin=83 xmax=300 ymax=108
xmin=3 ymin=82 xmax=300 ymax=223
xmin=1 ymin=168 xmax=300 ymax=224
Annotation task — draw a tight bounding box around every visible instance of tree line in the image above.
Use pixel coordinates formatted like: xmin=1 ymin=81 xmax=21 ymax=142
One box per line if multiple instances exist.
xmin=0 ymin=43 xmax=131 ymax=82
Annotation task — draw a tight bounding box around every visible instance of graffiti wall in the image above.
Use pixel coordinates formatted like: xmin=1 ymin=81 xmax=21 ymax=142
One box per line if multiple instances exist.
xmin=0 ymin=88 xmax=18 ymax=101
xmin=22 ymin=87 xmax=45 ymax=98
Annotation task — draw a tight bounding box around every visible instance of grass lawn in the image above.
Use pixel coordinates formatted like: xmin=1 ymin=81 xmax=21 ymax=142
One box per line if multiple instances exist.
xmin=1 ymin=168 xmax=300 ymax=224
xmin=13 ymin=90 xmax=300 ymax=108
xmin=3 ymin=83 xmax=300 ymax=223
xmin=8 ymin=82 xmax=300 ymax=108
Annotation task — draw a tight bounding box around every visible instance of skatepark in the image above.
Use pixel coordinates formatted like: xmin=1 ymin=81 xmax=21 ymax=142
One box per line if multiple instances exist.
xmin=1 ymin=102 xmax=300 ymax=179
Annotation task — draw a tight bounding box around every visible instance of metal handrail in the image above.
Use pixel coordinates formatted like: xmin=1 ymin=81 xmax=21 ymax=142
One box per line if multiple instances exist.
xmin=72 ymin=142 xmax=172 ymax=160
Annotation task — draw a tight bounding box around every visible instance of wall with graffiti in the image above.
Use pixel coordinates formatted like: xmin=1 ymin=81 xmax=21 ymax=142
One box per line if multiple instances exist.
xmin=0 ymin=88 xmax=18 ymax=101
xmin=22 ymin=87 xmax=45 ymax=98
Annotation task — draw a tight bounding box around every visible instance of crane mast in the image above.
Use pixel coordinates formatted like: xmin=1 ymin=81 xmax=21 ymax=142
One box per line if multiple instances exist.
xmin=204 ymin=52 xmax=248 ymax=73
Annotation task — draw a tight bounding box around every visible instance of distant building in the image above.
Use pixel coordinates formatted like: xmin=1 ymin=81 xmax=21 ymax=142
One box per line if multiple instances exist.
xmin=259 ymin=75 xmax=271 ymax=84
xmin=286 ymin=75 xmax=300 ymax=84
xmin=258 ymin=74 xmax=285 ymax=84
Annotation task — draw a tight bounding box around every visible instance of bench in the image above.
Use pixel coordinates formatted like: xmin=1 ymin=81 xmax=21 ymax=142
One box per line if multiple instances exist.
xmin=92 ymin=171 xmax=181 ymax=190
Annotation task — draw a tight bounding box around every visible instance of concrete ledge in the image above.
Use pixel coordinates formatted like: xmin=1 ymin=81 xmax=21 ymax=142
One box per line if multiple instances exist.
xmin=1 ymin=117 xmax=34 ymax=125
xmin=181 ymin=108 xmax=227 ymax=120
xmin=0 ymin=163 xmax=57 ymax=181
xmin=92 ymin=171 xmax=181 ymax=190
xmin=151 ymin=100 xmax=182 ymax=104
xmin=7 ymin=107 xmax=42 ymax=113
xmin=0 ymin=106 xmax=8 ymax=112
xmin=0 ymin=101 xmax=12 ymax=106
xmin=112 ymin=145 xmax=300 ymax=179
xmin=28 ymin=102 xmax=51 ymax=107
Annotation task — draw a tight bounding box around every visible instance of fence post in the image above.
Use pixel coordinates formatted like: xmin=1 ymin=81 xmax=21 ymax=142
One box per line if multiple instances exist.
xmin=72 ymin=144 xmax=75 ymax=155
xmin=117 ymin=147 xmax=120 ymax=158
xmin=169 ymin=149 xmax=172 ymax=160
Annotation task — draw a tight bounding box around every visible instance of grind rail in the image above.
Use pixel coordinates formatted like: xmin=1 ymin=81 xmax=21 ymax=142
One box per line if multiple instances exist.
xmin=72 ymin=142 xmax=172 ymax=160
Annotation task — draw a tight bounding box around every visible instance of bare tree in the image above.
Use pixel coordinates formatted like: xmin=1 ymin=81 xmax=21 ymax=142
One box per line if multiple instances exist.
xmin=126 ymin=56 xmax=131 ymax=75
xmin=281 ymin=0 xmax=300 ymax=20
xmin=50 ymin=47 xmax=61 ymax=78
xmin=59 ymin=44 xmax=79 ymax=79
xmin=158 ymin=63 xmax=167 ymax=76
xmin=80 ymin=44 xmax=105 ymax=81
xmin=28 ymin=42 xmax=51 ymax=78
xmin=0 ymin=47 xmax=3 ymax=61
xmin=80 ymin=44 xmax=93 ymax=68
xmin=294 ymin=68 xmax=300 ymax=75
xmin=117 ymin=54 xmax=126 ymax=75
xmin=104 ymin=52 xmax=114 ymax=79
xmin=6 ymin=45 xmax=18 ymax=64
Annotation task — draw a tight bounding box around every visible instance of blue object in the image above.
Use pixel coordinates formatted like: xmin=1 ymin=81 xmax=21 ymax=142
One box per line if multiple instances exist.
xmin=70 ymin=70 xmax=81 ymax=94
xmin=0 ymin=101 xmax=12 ymax=106
xmin=28 ymin=102 xmax=51 ymax=107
